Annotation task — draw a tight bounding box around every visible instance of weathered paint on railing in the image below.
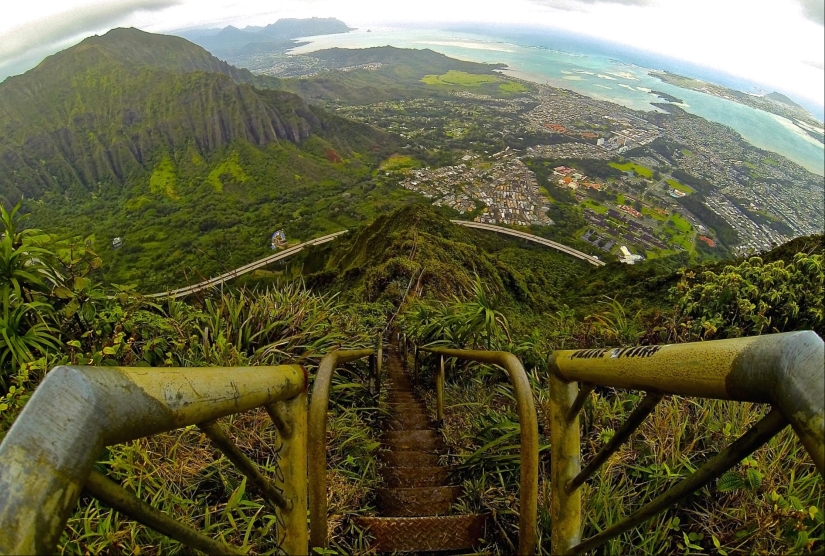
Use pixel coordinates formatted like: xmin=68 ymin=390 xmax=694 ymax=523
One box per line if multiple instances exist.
xmin=419 ymin=346 xmax=539 ymax=556
xmin=0 ymin=364 xmax=308 ymax=555
xmin=547 ymin=331 xmax=825 ymax=555
xmin=307 ymin=346 xmax=380 ymax=550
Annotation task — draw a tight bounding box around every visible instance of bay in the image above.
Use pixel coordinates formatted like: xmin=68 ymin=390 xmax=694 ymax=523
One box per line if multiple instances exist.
xmin=290 ymin=28 xmax=825 ymax=176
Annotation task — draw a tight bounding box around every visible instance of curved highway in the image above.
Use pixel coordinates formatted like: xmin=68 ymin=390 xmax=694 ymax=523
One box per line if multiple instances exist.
xmin=452 ymin=220 xmax=606 ymax=267
xmin=147 ymin=220 xmax=603 ymax=298
xmin=147 ymin=231 xmax=348 ymax=299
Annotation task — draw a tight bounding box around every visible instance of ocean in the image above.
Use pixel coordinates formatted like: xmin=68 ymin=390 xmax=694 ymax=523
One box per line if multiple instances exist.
xmin=289 ymin=28 xmax=825 ymax=177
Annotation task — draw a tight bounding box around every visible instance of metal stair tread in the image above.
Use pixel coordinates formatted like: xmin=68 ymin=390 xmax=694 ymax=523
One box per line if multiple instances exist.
xmin=353 ymin=514 xmax=490 ymax=553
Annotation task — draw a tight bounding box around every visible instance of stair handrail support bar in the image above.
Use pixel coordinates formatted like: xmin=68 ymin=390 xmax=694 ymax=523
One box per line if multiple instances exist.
xmin=419 ymin=346 xmax=539 ymax=556
xmin=0 ymin=363 xmax=310 ymax=555
xmin=307 ymin=346 xmax=381 ymax=550
xmin=546 ymin=330 xmax=825 ymax=555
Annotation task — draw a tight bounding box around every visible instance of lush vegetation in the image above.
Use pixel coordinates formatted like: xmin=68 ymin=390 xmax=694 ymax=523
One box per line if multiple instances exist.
xmin=0 ymin=25 xmax=822 ymax=556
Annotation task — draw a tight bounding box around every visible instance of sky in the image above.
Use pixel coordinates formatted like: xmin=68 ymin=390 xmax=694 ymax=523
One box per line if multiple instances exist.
xmin=0 ymin=0 xmax=823 ymax=112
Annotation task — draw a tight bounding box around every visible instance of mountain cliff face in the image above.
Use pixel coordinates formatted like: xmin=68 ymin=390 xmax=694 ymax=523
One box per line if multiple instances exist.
xmin=0 ymin=28 xmax=355 ymax=200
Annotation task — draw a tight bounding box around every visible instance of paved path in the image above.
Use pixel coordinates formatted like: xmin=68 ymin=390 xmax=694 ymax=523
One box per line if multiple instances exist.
xmin=452 ymin=220 xmax=606 ymax=267
xmin=147 ymin=231 xmax=348 ymax=299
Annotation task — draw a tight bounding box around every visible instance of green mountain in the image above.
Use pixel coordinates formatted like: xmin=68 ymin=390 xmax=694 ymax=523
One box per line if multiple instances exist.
xmin=0 ymin=28 xmax=387 ymax=201
xmin=281 ymin=46 xmax=508 ymax=104
xmin=0 ymin=28 xmax=397 ymax=290
xmin=764 ymin=91 xmax=804 ymax=110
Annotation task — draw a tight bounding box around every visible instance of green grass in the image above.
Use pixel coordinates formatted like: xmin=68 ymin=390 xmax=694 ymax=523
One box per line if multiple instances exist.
xmin=149 ymin=156 xmax=179 ymax=199
xmin=668 ymin=212 xmax=692 ymax=232
xmin=379 ymin=154 xmax=419 ymax=172
xmin=666 ymin=178 xmax=694 ymax=194
xmin=421 ymin=70 xmax=500 ymax=87
xmin=207 ymin=152 xmax=250 ymax=193
xmin=610 ymin=161 xmax=654 ymax=179
xmin=582 ymin=199 xmax=608 ymax=214
xmin=499 ymin=81 xmax=528 ymax=94
xmin=642 ymin=206 xmax=667 ymax=221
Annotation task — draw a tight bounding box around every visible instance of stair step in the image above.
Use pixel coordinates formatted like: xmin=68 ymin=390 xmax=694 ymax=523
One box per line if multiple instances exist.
xmin=385 ymin=416 xmax=433 ymax=430
xmin=379 ymin=450 xmax=439 ymax=467
xmin=381 ymin=436 xmax=442 ymax=451
xmin=382 ymin=466 xmax=453 ymax=488
xmin=382 ymin=429 xmax=438 ymax=442
xmin=353 ymin=514 xmax=490 ymax=553
xmin=377 ymin=486 xmax=462 ymax=516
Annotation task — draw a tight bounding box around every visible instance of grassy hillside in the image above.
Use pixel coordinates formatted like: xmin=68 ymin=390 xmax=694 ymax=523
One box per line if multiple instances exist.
xmin=1 ymin=202 xmax=821 ymax=554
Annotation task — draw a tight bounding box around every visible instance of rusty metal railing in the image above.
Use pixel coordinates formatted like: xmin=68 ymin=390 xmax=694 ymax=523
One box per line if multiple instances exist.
xmin=547 ymin=331 xmax=825 ymax=555
xmin=0 ymin=364 xmax=309 ymax=555
xmin=411 ymin=341 xmax=540 ymax=556
xmin=307 ymin=341 xmax=382 ymax=550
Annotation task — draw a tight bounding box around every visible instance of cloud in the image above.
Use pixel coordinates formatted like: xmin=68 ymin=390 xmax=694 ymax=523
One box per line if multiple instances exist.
xmin=798 ymin=0 xmax=824 ymax=25
xmin=0 ymin=0 xmax=180 ymax=64
xmin=527 ymin=0 xmax=652 ymax=8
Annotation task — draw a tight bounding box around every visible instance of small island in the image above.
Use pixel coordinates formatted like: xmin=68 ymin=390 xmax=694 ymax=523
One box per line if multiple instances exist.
xmin=650 ymin=90 xmax=684 ymax=103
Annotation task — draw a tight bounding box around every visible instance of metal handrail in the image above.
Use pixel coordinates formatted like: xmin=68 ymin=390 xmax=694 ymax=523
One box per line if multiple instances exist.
xmin=0 ymin=364 xmax=309 ymax=555
xmin=307 ymin=343 xmax=382 ymax=550
xmin=416 ymin=345 xmax=540 ymax=556
xmin=546 ymin=331 xmax=825 ymax=555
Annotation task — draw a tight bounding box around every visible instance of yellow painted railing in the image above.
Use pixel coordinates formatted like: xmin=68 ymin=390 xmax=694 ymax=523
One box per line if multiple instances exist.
xmin=0 ymin=364 xmax=309 ymax=555
xmin=547 ymin=331 xmax=824 ymax=555
xmin=307 ymin=344 xmax=381 ymax=550
xmin=403 ymin=336 xmax=540 ymax=556
xmin=1 ymin=331 xmax=821 ymax=555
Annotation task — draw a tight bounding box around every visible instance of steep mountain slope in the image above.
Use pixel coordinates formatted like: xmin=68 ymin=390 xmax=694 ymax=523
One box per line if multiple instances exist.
xmin=0 ymin=28 xmax=384 ymax=201
xmin=0 ymin=27 xmax=399 ymax=290
xmin=303 ymin=204 xmax=591 ymax=309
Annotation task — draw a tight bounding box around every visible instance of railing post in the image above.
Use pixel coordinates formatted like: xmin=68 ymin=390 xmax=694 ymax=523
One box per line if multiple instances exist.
xmin=376 ymin=333 xmax=383 ymax=395
xmin=369 ymin=354 xmax=377 ymax=397
xmin=414 ymin=345 xmax=420 ymax=382
xmin=270 ymin=393 xmax=308 ymax=555
xmin=436 ymin=355 xmax=445 ymax=426
xmin=549 ymin=373 xmax=581 ymax=555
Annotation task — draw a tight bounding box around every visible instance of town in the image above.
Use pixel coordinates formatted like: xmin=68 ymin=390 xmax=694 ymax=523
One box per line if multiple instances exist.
xmin=399 ymin=152 xmax=552 ymax=227
xmin=327 ymin=75 xmax=823 ymax=260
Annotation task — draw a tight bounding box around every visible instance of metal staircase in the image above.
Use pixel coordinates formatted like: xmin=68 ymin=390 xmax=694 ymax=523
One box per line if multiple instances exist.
xmin=354 ymin=346 xmax=489 ymax=552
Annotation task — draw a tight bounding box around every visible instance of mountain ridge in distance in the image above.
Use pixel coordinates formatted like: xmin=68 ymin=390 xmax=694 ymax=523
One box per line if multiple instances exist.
xmin=0 ymin=27 xmax=386 ymax=201
xmin=178 ymin=17 xmax=353 ymax=55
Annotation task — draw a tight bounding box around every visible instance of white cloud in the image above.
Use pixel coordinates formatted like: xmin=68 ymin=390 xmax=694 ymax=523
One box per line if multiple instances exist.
xmin=0 ymin=0 xmax=822 ymax=109
xmin=0 ymin=0 xmax=179 ymax=73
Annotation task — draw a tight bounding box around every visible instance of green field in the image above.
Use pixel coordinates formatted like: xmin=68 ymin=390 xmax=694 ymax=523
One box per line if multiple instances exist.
xmin=582 ymin=199 xmax=607 ymax=214
xmin=610 ymin=161 xmax=654 ymax=179
xmin=421 ymin=70 xmax=500 ymax=87
xmin=498 ymin=81 xmax=528 ymax=94
xmin=668 ymin=212 xmax=692 ymax=232
xmin=379 ymin=154 xmax=419 ymax=172
xmin=666 ymin=178 xmax=694 ymax=194
xmin=642 ymin=206 xmax=667 ymax=221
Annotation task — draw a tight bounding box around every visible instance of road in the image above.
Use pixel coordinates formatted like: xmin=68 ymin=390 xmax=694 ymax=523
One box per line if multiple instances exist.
xmin=148 ymin=220 xmax=604 ymax=299
xmin=452 ymin=220 xmax=606 ymax=267
xmin=147 ymin=231 xmax=348 ymax=299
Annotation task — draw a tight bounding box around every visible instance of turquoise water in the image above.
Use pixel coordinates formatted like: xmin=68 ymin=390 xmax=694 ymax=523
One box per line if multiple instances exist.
xmin=290 ymin=28 xmax=825 ymax=176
